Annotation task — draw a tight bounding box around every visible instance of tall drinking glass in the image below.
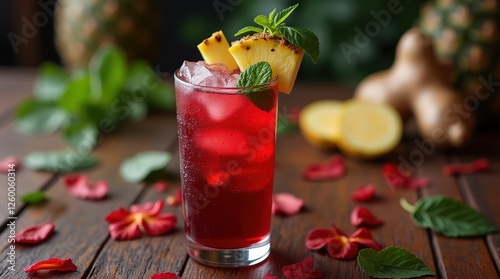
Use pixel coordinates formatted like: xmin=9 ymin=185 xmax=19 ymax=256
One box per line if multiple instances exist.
xmin=174 ymin=64 xmax=278 ymax=267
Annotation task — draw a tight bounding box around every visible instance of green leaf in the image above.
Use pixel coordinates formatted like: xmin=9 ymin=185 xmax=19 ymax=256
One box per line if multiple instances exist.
xmin=273 ymin=4 xmax=299 ymax=27
xmin=268 ymin=9 xmax=276 ymax=25
xmin=24 ymin=151 xmax=98 ymax=173
xmin=357 ymin=246 xmax=436 ymax=279
xmin=89 ymin=45 xmax=127 ymax=105
xmin=15 ymin=100 xmax=67 ymax=135
xmin=254 ymin=15 xmax=270 ymax=29
xmin=237 ymin=61 xmax=272 ymax=88
xmin=403 ymin=196 xmax=498 ymax=237
xmin=279 ymin=26 xmax=320 ymax=63
xmin=128 ymin=100 xmax=148 ymax=121
xmin=120 ymin=151 xmax=171 ymax=183
xmin=58 ymin=74 xmax=91 ymax=115
xmin=21 ymin=191 xmax=49 ymax=204
xmin=146 ymin=83 xmax=176 ymax=112
xmin=235 ymin=26 xmax=264 ymax=37
xmin=245 ymin=88 xmax=276 ymax=113
xmin=63 ymin=123 xmax=99 ymax=151
xmin=33 ymin=62 xmax=68 ymax=101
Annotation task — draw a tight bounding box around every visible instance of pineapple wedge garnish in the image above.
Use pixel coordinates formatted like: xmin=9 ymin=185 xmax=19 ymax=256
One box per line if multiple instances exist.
xmin=197 ymin=31 xmax=238 ymax=71
xmin=228 ymin=33 xmax=304 ymax=94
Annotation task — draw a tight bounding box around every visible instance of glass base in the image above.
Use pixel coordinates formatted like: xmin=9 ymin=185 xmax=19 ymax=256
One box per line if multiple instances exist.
xmin=186 ymin=234 xmax=271 ymax=268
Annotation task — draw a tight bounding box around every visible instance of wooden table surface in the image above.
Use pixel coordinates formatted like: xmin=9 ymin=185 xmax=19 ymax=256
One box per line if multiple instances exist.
xmin=0 ymin=68 xmax=499 ymax=279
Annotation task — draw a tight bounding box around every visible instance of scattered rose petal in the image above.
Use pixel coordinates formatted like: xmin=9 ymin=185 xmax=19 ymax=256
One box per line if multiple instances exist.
xmin=105 ymin=200 xmax=177 ymax=240
xmin=351 ymin=184 xmax=376 ymax=202
xmin=264 ymin=274 xmax=281 ymax=279
xmin=350 ymin=206 xmax=383 ymax=227
xmin=63 ymin=175 xmax=108 ymax=200
xmin=151 ymin=272 xmax=182 ymax=279
xmin=282 ymin=257 xmax=323 ymax=279
xmin=272 ymin=193 xmax=304 ymax=216
xmin=154 ymin=180 xmax=169 ymax=193
xmin=382 ymin=163 xmax=429 ymax=190
xmin=166 ymin=189 xmax=182 ymax=206
xmin=443 ymin=158 xmax=489 ymax=176
xmin=0 ymin=156 xmax=19 ymax=173
xmin=302 ymin=155 xmax=346 ymax=181
xmin=15 ymin=222 xmax=55 ymax=244
xmin=24 ymin=258 xmax=77 ymax=273
xmin=306 ymin=224 xmax=382 ymax=260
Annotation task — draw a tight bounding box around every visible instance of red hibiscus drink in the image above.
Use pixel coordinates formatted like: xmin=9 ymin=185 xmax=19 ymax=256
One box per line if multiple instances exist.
xmin=174 ymin=61 xmax=278 ymax=267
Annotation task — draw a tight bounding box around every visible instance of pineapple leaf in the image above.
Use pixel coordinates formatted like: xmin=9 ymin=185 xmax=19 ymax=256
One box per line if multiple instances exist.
xmin=273 ymin=3 xmax=299 ymax=27
xmin=279 ymin=26 xmax=320 ymax=63
xmin=235 ymin=26 xmax=264 ymax=36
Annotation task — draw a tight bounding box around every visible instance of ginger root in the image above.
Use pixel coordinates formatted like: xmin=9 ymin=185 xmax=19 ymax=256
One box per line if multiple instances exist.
xmin=354 ymin=28 xmax=475 ymax=148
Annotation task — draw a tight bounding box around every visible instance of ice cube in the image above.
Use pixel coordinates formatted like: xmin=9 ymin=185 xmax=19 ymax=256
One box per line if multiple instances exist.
xmin=198 ymin=92 xmax=244 ymax=121
xmin=178 ymin=61 xmax=237 ymax=87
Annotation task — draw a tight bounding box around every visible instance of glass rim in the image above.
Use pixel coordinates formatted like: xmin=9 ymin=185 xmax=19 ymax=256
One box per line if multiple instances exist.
xmin=174 ymin=68 xmax=279 ymax=93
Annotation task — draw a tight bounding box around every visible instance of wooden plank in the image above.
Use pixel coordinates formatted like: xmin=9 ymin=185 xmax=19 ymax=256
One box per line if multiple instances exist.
xmin=0 ymin=115 xmax=178 ymax=278
xmin=0 ymin=69 xmax=36 ymax=125
xmin=450 ymin=132 xmax=500 ymax=274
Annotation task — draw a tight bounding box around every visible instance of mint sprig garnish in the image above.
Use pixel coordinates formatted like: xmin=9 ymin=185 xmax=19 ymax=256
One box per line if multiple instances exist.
xmin=234 ymin=3 xmax=319 ymax=63
xmin=237 ymin=61 xmax=275 ymax=112
xmin=357 ymin=246 xmax=436 ymax=279
xmin=400 ymin=196 xmax=498 ymax=237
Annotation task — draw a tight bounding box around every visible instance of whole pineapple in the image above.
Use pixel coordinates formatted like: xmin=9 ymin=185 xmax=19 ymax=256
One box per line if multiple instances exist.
xmin=55 ymin=0 xmax=161 ymax=68
xmin=419 ymin=0 xmax=500 ymax=123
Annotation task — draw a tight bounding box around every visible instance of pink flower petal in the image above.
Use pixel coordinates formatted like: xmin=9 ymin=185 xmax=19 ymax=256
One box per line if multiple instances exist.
xmin=305 ymin=228 xmax=335 ymax=250
xmin=151 ymin=272 xmax=182 ymax=279
xmin=351 ymin=185 xmax=376 ymax=202
xmin=272 ymin=193 xmax=304 ymax=216
xmin=350 ymin=206 xmax=383 ymax=227
xmin=142 ymin=213 xmax=177 ymax=236
xmin=24 ymin=258 xmax=77 ymax=273
xmin=327 ymin=237 xmax=359 ymax=260
xmin=302 ymin=155 xmax=346 ymax=181
xmin=154 ymin=180 xmax=169 ymax=193
xmin=264 ymin=274 xmax=281 ymax=279
xmin=0 ymin=156 xmax=19 ymax=173
xmin=15 ymin=222 xmax=55 ymax=244
xmin=282 ymin=257 xmax=323 ymax=279
xmin=443 ymin=158 xmax=489 ymax=176
xmin=63 ymin=175 xmax=108 ymax=200
xmin=350 ymin=228 xmax=382 ymax=251
xmin=108 ymin=217 xmax=142 ymax=240
xmin=383 ymin=163 xmax=429 ymax=190
xmin=131 ymin=200 xmax=163 ymax=215
xmin=166 ymin=189 xmax=182 ymax=206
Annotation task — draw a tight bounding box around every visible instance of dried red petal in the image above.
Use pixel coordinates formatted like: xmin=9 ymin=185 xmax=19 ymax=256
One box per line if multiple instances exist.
xmin=15 ymin=222 xmax=55 ymax=244
xmin=166 ymin=189 xmax=182 ymax=206
xmin=105 ymin=200 xmax=177 ymax=240
xmin=63 ymin=175 xmax=108 ymax=200
xmin=350 ymin=206 xmax=383 ymax=227
xmin=302 ymin=155 xmax=346 ymax=181
xmin=383 ymin=163 xmax=429 ymax=189
xmin=282 ymin=257 xmax=323 ymax=279
xmin=350 ymin=228 xmax=382 ymax=251
xmin=272 ymin=193 xmax=304 ymax=216
xmin=0 ymin=156 xmax=19 ymax=173
xmin=351 ymin=184 xmax=376 ymax=202
xmin=443 ymin=158 xmax=489 ymax=176
xmin=151 ymin=272 xmax=182 ymax=279
xmin=23 ymin=258 xmax=77 ymax=273
xmin=154 ymin=180 xmax=169 ymax=193
xmin=305 ymin=228 xmax=335 ymax=250
xmin=264 ymin=274 xmax=281 ymax=279
xmin=327 ymin=237 xmax=359 ymax=259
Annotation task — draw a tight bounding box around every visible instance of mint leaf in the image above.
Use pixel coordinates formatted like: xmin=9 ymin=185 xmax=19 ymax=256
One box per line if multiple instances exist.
xmin=279 ymin=26 xmax=320 ymax=63
xmin=15 ymin=100 xmax=67 ymax=135
xmin=63 ymin=123 xmax=99 ymax=151
xmin=120 ymin=151 xmax=172 ymax=183
xmin=273 ymin=3 xmax=299 ymax=27
xmin=24 ymin=151 xmax=98 ymax=173
xmin=402 ymin=196 xmax=498 ymax=237
xmin=237 ymin=61 xmax=272 ymax=88
xmin=268 ymin=9 xmax=277 ymax=25
xmin=89 ymin=45 xmax=126 ymax=105
xmin=21 ymin=191 xmax=49 ymax=204
xmin=245 ymin=88 xmax=276 ymax=113
xmin=254 ymin=15 xmax=270 ymax=29
xmin=235 ymin=26 xmax=264 ymax=37
xmin=58 ymin=74 xmax=91 ymax=115
xmin=33 ymin=62 xmax=68 ymax=101
xmin=358 ymin=246 xmax=435 ymax=279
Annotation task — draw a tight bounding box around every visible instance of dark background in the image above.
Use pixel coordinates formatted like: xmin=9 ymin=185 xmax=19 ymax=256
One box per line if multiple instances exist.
xmin=1 ymin=0 xmax=426 ymax=85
